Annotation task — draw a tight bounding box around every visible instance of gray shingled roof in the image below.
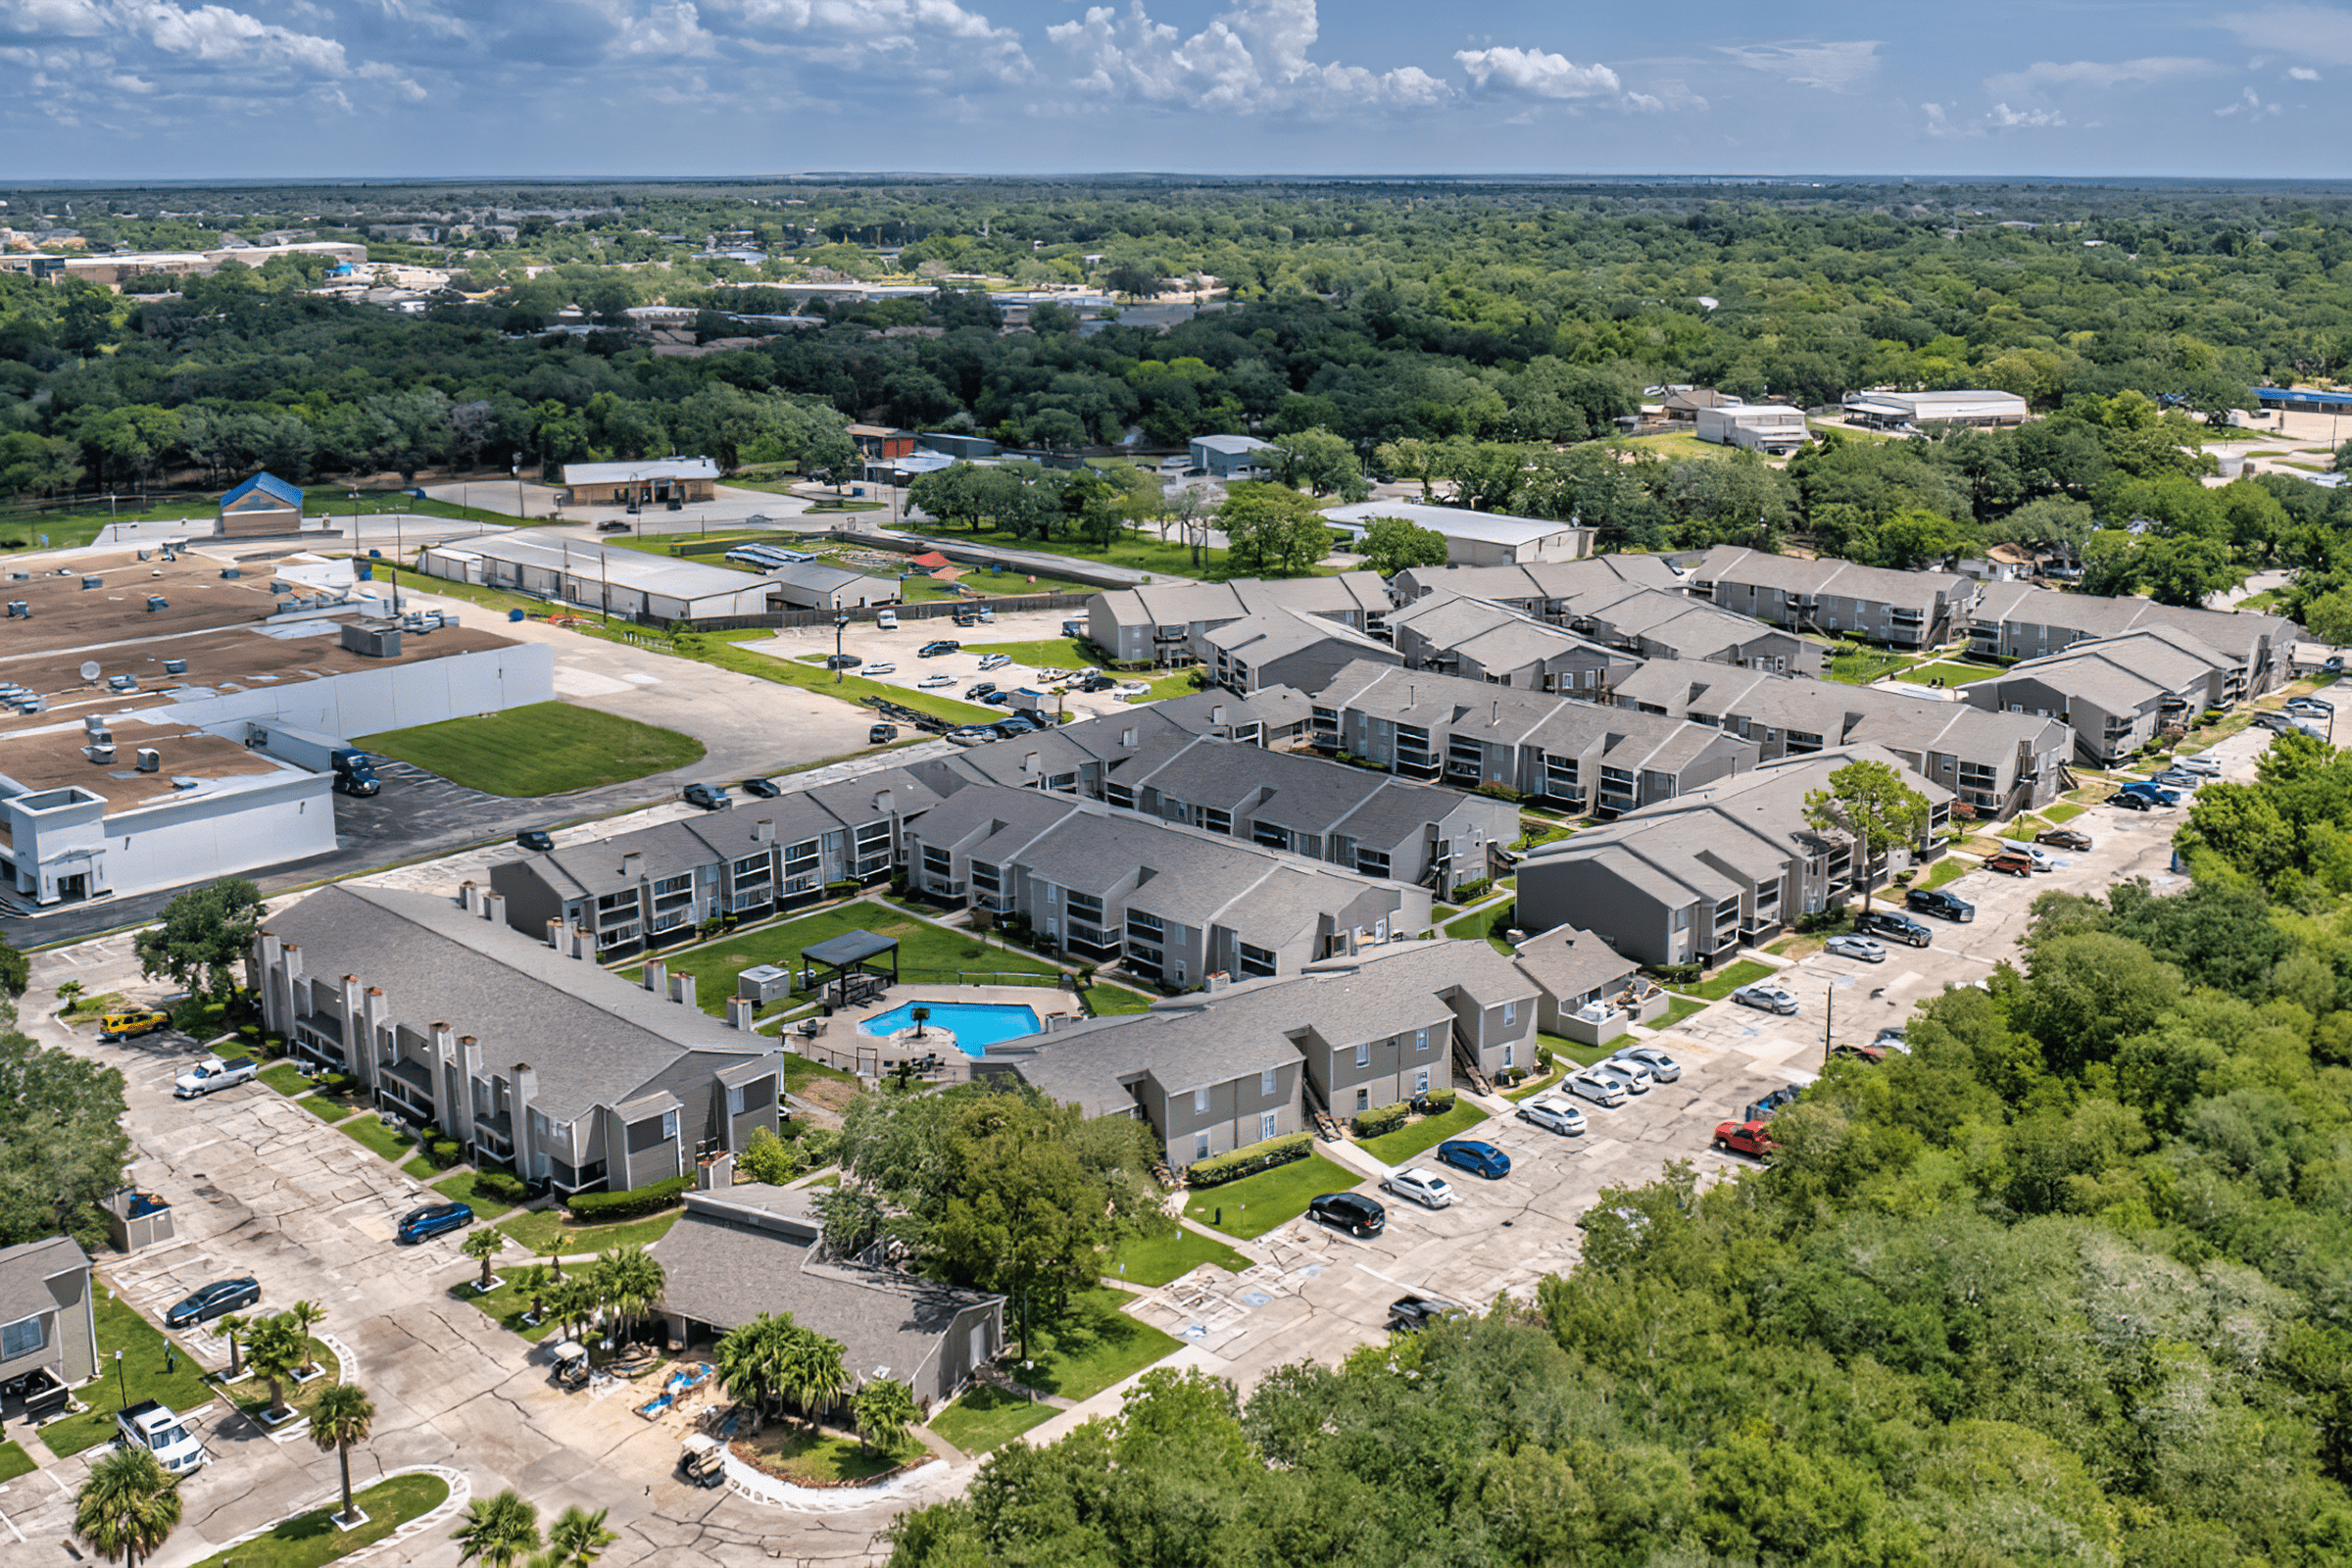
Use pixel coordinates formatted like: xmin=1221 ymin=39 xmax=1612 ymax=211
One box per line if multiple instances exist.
xmin=0 ymin=1236 xmax=89 ymax=1327
xmin=1511 ymin=924 xmax=1640 ymax=1003
xmin=1693 ymin=546 xmax=1971 ymax=611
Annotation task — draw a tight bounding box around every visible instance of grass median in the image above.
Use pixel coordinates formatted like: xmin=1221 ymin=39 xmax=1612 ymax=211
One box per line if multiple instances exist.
xmin=928 ymin=1386 xmax=1056 ymax=1454
xmin=1099 ymin=1225 xmax=1250 ymax=1287
xmin=697 ymin=631 xmax=1001 ymax=727
xmin=1183 ymin=1152 xmax=1361 ymax=1240
xmin=1355 ymin=1101 xmax=1488 ymax=1165
xmin=186 ymin=1471 xmax=450 ymax=1568
xmin=358 ymin=701 xmax=705 ymax=796
xmin=1673 ymin=958 xmax=1777 ymax=1002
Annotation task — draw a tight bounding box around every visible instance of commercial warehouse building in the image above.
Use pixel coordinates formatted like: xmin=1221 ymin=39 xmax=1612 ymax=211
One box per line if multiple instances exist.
xmin=1840 ymin=390 xmax=2029 ymax=431
xmin=1319 ymin=502 xmax=1597 ymax=567
xmin=419 ymin=529 xmax=780 ymax=619
xmin=558 ymin=458 xmax=720 ymax=509
xmin=1694 ymin=403 xmax=1810 ymax=454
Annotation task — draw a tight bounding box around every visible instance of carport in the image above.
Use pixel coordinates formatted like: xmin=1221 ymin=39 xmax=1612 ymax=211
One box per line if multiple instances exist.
xmin=801 ymin=929 xmax=899 ymax=1009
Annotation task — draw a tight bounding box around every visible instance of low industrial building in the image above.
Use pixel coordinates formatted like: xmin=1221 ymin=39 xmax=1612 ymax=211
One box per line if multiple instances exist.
xmin=558 ymin=459 xmax=720 ymax=509
xmin=1516 ymin=745 xmax=1956 ymax=967
xmin=648 ymin=1182 xmax=1002 ymax=1411
xmin=980 ymin=941 xmax=1540 ymax=1165
xmin=1190 ymin=433 xmax=1274 ymax=479
xmin=1319 ymin=502 xmax=1597 ymax=567
xmin=1840 ymin=390 xmax=2029 ymax=430
xmin=217 ymin=472 xmax=305 ymax=537
xmin=418 ymin=529 xmax=779 ymax=620
xmin=1694 ymin=403 xmax=1810 ymax=455
xmin=1690 ymin=547 xmax=1978 ymax=648
xmin=764 ymin=561 xmax=899 ymax=612
xmin=253 ymin=884 xmax=785 ymax=1194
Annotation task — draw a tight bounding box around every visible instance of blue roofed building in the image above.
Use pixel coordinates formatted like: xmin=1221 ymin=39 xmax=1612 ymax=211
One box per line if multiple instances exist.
xmin=218 ymin=471 xmax=305 ymax=538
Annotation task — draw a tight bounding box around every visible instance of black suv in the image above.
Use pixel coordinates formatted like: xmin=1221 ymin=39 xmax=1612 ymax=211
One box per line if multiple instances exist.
xmin=1905 ymin=887 xmax=1975 ymax=922
xmin=1854 ymin=909 xmax=1932 ymax=948
xmin=1387 ymin=1295 xmax=1468 ymax=1333
xmin=917 ymin=640 xmax=960 ymax=658
xmin=682 ymin=782 xmax=730 ymax=810
xmin=1307 ymin=1192 xmax=1386 ymax=1238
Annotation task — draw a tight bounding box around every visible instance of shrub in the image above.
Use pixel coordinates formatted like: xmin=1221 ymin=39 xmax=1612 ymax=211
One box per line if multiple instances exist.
xmin=823 ymin=879 xmax=859 ymax=898
xmin=1186 ymin=1132 xmax=1313 ymax=1188
xmin=1351 ymin=1102 xmax=1411 ymax=1138
xmin=738 ymin=1125 xmax=802 ymax=1185
xmin=1450 ymin=877 xmax=1493 ymax=903
xmin=1473 ymin=782 xmax=1521 ymax=803
xmin=800 ymin=1126 xmax=843 ymax=1168
xmin=1649 ymin=963 xmax=1703 ymax=986
xmin=1420 ymin=1086 xmax=1458 ymax=1113
xmin=566 ymin=1174 xmax=693 ymax=1221
xmin=1535 ymin=1045 xmax=1555 ymax=1069
xmin=473 ymin=1171 xmax=528 ymax=1204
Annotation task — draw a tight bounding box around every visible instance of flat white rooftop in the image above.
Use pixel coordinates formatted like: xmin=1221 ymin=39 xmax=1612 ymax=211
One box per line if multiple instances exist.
xmin=1321 ymin=502 xmax=1593 ymax=546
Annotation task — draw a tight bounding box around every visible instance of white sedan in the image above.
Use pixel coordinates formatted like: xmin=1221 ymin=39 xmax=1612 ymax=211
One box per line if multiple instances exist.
xmin=1517 ymin=1095 xmax=1588 ymax=1136
xmin=2020 ymin=844 xmax=2059 ymax=872
xmin=1591 ymin=1059 xmax=1652 ymax=1095
xmin=1115 ymin=681 xmax=1150 ymax=697
xmin=1566 ymin=1069 xmax=1628 ymax=1108
xmin=1610 ymin=1046 xmax=1681 ymax=1083
xmin=1823 ymin=934 xmax=1887 ymax=963
xmin=863 ymin=662 xmax=897 ymax=676
xmin=1733 ymin=981 xmax=1800 ymax=1015
xmin=1379 ymin=1167 xmax=1454 ymax=1209
xmin=916 ymin=673 xmax=956 ymax=689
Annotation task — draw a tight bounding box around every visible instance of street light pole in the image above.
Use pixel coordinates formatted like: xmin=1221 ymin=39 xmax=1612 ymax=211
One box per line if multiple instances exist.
xmin=835 ymin=614 xmax=851 ymax=683
xmin=1824 ymin=983 xmax=1834 ymax=1069
xmin=116 ymin=1348 xmax=125 ymax=1410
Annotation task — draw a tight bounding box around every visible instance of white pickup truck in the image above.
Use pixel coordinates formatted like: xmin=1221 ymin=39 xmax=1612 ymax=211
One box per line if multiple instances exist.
xmin=172 ymin=1054 xmax=258 ymax=1100
xmin=117 ymin=1399 xmax=209 ymax=1475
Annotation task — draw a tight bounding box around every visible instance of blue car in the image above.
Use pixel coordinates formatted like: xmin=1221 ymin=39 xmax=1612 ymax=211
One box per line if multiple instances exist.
xmin=2121 ymin=782 xmax=2180 ymax=808
xmin=1435 ymin=1139 xmax=1510 ymax=1180
xmin=396 ymin=1200 xmax=473 ymax=1245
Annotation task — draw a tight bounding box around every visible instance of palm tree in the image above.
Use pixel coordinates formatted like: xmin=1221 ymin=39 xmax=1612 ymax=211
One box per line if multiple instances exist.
xmin=596 ymin=1248 xmax=664 ymax=1344
xmin=451 ymin=1488 xmax=542 ymax=1568
xmin=515 ymin=1264 xmax=552 ymax=1325
xmin=214 ymin=1311 xmax=249 ymax=1382
xmin=286 ymin=1298 xmax=327 ymax=1376
xmin=463 ymin=1229 xmax=506 ymax=1294
xmin=715 ymin=1312 xmax=796 ymax=1425
xmin=245 ymin=1312 xmax=307 ymax=1417
xmin=74 ymin=1445 xmax=181 ymax=1568
xmin=777 ymin=1324 xmax=851 ymax=1432
xmin=549 ymin=1275 xmax=601 ymax=1343
xmin=308 ymin=1382 xmax=375 ymax=1526
xmin=851 ymin=1377 xmax=918 ymax=1457
xmin=541 ymin=1504 xmax=617 ymax=1567
xmin=909 ymin=1004 xmax=931 ymax=1039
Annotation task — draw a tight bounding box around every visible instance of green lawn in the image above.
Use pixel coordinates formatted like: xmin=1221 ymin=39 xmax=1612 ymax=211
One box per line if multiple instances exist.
xmin=1017 ymin=1287 xmax=1182 ymax=1402
xmin=1442 ymin=903 xmax=1519 ymax=955
xmin=1537 ymin=1030 xmax=1615 ymax=1068
xmin=357 ymin=701 xmax=705 ymax=797
xmin=1183 ymin=1152 xmax=1362 ymax=1240
xmin=702 ymin=631 xmax=1001 ymax=726
xmin=1675 ymin=958 xmax=1777 ymax=1002
xmin=927 ymin=1385 xmax=1057 ymax=1453
xmin=39 ymin=1286 xmax=220 ymax=1456
xmin=1999 ymin=814 xmax=2048 ymax=842
xmin=339 ymin=1116 xmax=411 ymax=1164
xmin=295 ymin=1095 xmax=358 ymax=1124
xmin=637 ymin=901 xmax=1065 ymax=1020
xmin=1920 ymin=857 xmax=1971 ymax=891
xmin=369 ymin=564 xmax=630 ymax=625
xmin=1135 ymin=666 xmax=1205 ymax=701
xmin=1502 ymin=1065 xmax=1568 ymax=1102
xmin=1647 ymin=995 xmax=1709 ymax=1032
xmin=782 ymin=1053 xmax=860 ymax=1095
xmin=2042 ymin=800 xmax=2086 ymax=824
xmin=497 ymin=1206 xmax=683 ymax=1257
xmin=965 ymin=638 xmax=1092 ymax=669
xmin=1905 ymin=661 xmax=2004 ymax=687
xmin=186 ymin=1471 xmax=450 ymax=1568
xmin=1826 ymin=648 xmax=1913 ymax=686
xmin=229 ymin=1338 xmax=342 ymax=1426
xmin=1355 ymin=1101 xmax=1489 ymax=1165
xmin=427 ymin=1170 xmax=517 ymax=1220
xmin=1100 ymin=1225 xmax=1250 ymax=1287
xmin=450 ymin=1274 xmax=564 ymax=1344
xmin=737 ymin=1424 xmax=921 ymax=1484
xmin=0 ymin=1440 xmax=34 ymax=1483
xmin=257 ymin=1061 xmax=313 ymax=1098
xmin=1086 ymin=984 xmax=1157 ymax=1017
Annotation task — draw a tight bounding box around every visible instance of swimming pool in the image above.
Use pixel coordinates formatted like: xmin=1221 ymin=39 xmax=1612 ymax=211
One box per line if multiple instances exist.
xmin=858 ymin=1000 xmax=1044 ymax=1055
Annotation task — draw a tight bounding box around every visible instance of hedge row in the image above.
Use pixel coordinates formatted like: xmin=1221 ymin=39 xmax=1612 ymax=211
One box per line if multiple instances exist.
xmin=567 ymin=1174 xmax=693 ymax=1220
xmin=1421 ymin=1086 xmax=1459 ymax=1113
xmin=1352 ymin=1102 xmax=1411 ymax=1138
xmin=473 ymin=1171 xmax=530 ymax=1204
xmin=1187 ymin=1132 xmax=1313 ymax=1189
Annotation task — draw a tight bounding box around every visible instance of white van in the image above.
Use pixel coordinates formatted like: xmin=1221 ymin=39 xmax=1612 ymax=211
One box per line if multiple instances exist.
xmin=875 ymin=609 xmax=899 ymax=630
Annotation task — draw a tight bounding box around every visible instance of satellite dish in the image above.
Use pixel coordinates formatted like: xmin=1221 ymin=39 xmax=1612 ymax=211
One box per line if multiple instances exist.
xmin=79 ymin=661 xmax=101 ymax=681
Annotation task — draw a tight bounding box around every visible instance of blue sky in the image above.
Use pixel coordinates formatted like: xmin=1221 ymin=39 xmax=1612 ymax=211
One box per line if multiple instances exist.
xmin=4 ymin=0 xmax=2351 ymax=180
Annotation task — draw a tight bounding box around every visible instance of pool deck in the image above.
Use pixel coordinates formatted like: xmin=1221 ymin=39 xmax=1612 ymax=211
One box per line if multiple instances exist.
xmin=783 ymin=981 xmax=1086 ymax=1082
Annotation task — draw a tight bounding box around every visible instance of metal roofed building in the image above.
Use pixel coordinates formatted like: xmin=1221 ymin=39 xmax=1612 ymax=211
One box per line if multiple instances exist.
xmin=417 ymin=528 xmax=778 ymax=620
xmin=1841 ymin=390 xmax=2029 ymax=431
xmin=1319 ymin=502 xmax=1596 ymax=567
xmin=1189 ymin=433 xmax=1274 ymax=478
xmin=1515 ymin=744 xmax=1957 ymax=967
xmin=217 ymin=471 xmax=304 ymax=538
xmin=254 ymin=883 xmax=784 ymax=1193
xmin=1693 ymin=403 xmax=1810 ymax=455
xmin=977 ymin=939 xmax=1541 ymax=1165
xmin=558 ymin=458 xmax=720 ymax=508
xmin=647 ymin=1183 xmax=1002 ymax=1409
xmin=1690 ymin=546 xmax=1979 ymax=648
xmin=764 ymin=561 xmax=898 ymax=612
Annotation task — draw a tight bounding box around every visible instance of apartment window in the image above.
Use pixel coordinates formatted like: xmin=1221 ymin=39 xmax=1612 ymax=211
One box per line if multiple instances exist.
xmin=1356 ymin=848 xmax=1392 ymax=878
xmin=923 ymin=847 xmax=955 ymax=875
xmin=970 ymin=861 xmax=1001 ymax=893
xmin=1312 ymin=705 xmax=1340 ymax=739
xmin=1258 ymin=1111 xmax=1278 ymax=1143
xmin=727 ymin=1083 xmax=746 ymax=1116
xmin=1414 ymin=1028 xmax=1430 ymax=1054
xmin=1067 ymin=891 xmax=1103 ymax=921
xmin=1414 ymin=1068 xmax=1431 ymax=1095
xmin=1203 ymin=808 xmax=1233 ymax=835
xmin=1502 ymin=1043 xmax=1515 ymax=1069
xmin=1502 ymin=1000 xmax=1516 ymax=1026
xmin=1127 ymin=908 xmax=1163 ymax=941
xmin=1354 ymin=1087 xmax=1369 ymax=1111
xmin=1354 ymin=1041 xmax=1370 ymax=1068
xmin=661 ymin=1108 xmax=679 ymax=1144
xmin=652 ymin=873 xmax=692 ymax=897
xmin=1195 ymin=1132 xmax=1210 ymax=1161
xmin=651 ymin=907 xmax=690 ymax=932
xmin=1259 ymin=1066 xmax=1277 ymax=1097
xmin=1193 ymin=1087 xmax=1208 ymax=1114
xmin=1105 ymin=782 xmax=1136 ymax=809
xmin=1252 ymin=820 xmax=1289 ymax=851
xmin=1239 ymin=943 xmax=1277 ymax=979
xmin=1 ymin=1313 xmax=46 ymax=1360
xmin=732 ymin=854 xmax=769 ymax=878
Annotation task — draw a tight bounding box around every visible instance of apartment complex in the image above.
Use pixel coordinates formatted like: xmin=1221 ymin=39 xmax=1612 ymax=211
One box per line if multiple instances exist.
xmin=1967 ymin=582 xmax=2295 ymax=701
xmin=981 ymin=941 xmax=1540 ymax=1165
xmin=1690 ymin=547 xmax=1979 ymax=649
xmin=1959 ymin=627 xmax=2249 ymax=766
xmin=1202 ymin=606 xmax=1400 ymax=695
xmin=1386 ymin=592 xmax=1639 ymax=695
xmin=1516 ymin=746 xmax=1955 ymax=967
xmin=253 ymin=885 xmax=784 ymax=1195
xmin=1087 ymin=573 xmax=1392 ymax=666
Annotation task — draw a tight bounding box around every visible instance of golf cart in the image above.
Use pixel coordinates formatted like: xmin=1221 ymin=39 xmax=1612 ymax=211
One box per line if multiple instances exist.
xmin=680 ymin=1432 xmax=727 ymax=1488
xmin=551 ymin=1341 xmax=592 ymax=1391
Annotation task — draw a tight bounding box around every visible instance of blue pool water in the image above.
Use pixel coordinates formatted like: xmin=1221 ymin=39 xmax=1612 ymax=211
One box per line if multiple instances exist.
xmin=858 ymin=1001 xmax=1043 ymax=1055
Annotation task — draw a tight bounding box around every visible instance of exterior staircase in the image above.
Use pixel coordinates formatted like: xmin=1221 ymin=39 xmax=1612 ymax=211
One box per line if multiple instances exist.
xmin=1451 ymin=1027 xmax=1496 ymax=1098
xmin=1299 ymin=1073 xmax=1348 ymax=1143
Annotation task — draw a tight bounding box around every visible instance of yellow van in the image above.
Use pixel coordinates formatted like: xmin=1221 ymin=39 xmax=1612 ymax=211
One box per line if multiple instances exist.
xmin=98 ymin=1008 xmax=172 ymax=1042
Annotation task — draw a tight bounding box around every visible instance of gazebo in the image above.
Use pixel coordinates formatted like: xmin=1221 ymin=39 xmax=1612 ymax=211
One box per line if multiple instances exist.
xmin=800 ymin=929 xmax=900 ymax=1009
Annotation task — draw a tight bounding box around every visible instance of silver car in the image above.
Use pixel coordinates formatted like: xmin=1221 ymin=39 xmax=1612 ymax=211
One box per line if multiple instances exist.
xmin=1733 ymin=981 xmax=1800 ymax=1015
xmin=1566 ymin=1068 xmax=1628 ymax=1108
xmin=1591 ymin=1058 xmax=1652 ymax=1095
xmin=1610 ymin=1046 xmax=1682 ymax=1083
xmin=1824 ymin=934 xmax=1886 ymax=962
xmin=1516 ymin=1095 xmax=1588 ymax=1136
xmin=1379 ymin=1167 xmax=1454 ymax=1209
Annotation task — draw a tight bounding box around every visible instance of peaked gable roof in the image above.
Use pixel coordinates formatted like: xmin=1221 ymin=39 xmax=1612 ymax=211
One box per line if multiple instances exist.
xmin=222 ymin=471 xmax=303 ymax=509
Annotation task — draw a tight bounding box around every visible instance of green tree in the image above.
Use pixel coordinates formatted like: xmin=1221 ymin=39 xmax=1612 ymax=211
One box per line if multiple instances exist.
xmin=1801 ymin=759 xmax=1934 ymax=911
xmin=134 ymin=877 xmax=266 ymax=1004
xmin=0 ymin=939 xmax=24 ymax=999
xmin=737 ymin=1124 xmax=804 ymax=1185
xmin=0 ymin=1008 xmax=132 ymax=1250
xmin=1355 ymin=515 xmax=1449 ymax=576
xmin=852 ymin=1376 xmax=920 ymax=1456
xmin=451 ymin=1489 xmax=543 ymax=1568
xmin=74 ymin=1444 xmax=181 ymax=1568
xmin=286 ymin=1298 xmax=326 ymax=1375
xmin=1268 ymin=427 xmax=1369 ymax=501
xmin=308 ymin=1381 xmax=375 ymax=1526
xmin=463 ymin=1229 xmax=506 ymax=1294
xmin=214 ymin=1311 xmax=250 ymax=1382
xmin=541 ymin=1504 xmax=617 ymax=1567
xmin=245 ymin=1311 xmax=308 ymax=1417
xmin=2301 ymin=587 xmax=2352 ymax=649
xmin=715 ymin=1312 xmax=798 ymax=1425
xmin=596 ymin=1246 xmax=665 ymax=1343
xmin=777 ymin=1323 xmax=851 ymax=1430
xmin=1218 ymin=482 xmax=1331 ymax=577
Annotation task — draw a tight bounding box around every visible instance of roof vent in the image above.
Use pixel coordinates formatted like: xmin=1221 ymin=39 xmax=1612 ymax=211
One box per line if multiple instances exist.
xmin=84 ymin=743 xmax=115 ymax=764
xmin=162 ymin=658 xmax=187 ymax=675
xmin=146 ymin=596 xmax=169 ymax=612
xmin=81 ymin=575 xmax=102 ymax=590
xmin=135 ymin=748 xmax=159 ymax=773
xmin=4 ymin=601 xmax=24 ymax=618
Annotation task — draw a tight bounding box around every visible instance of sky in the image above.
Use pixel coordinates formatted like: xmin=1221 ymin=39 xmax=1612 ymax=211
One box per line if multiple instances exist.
xmin=5 ymin=0 xmax=2352 ymax=182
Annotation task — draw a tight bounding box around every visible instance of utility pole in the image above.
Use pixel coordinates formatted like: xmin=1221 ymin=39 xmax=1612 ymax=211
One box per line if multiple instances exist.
xmin=1824 ymin=983 xmax=1834 ymax=1069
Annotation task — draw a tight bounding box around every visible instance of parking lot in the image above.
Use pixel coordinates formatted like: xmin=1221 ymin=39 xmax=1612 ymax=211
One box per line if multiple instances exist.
xmin=748 ymin=607 xmax=1151 ymax=723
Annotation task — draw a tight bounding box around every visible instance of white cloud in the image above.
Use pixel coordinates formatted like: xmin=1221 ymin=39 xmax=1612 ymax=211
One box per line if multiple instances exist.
xmin=2216 ymin=84 xmax=2282 ymax=117
xmin=1453 ymin=44 xmax=1618 ymax=99
xmin=1984 ymin=56 xmax=2210 ymax=95
xmin=2289 ymin=65 xmax=2322 ymax=79
xmin=1046 ymin=0 xmax=1446 ymax=114
xmin=1715 ymin=39 xmax=1879 ymax=91
xmin=2221 ymin=5 xmax=2352 ymax=67
xmin=1988 ymin=101 xmax=2064 ymax=127
xmin=3 ymin=0 xmax=111 ymax=34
